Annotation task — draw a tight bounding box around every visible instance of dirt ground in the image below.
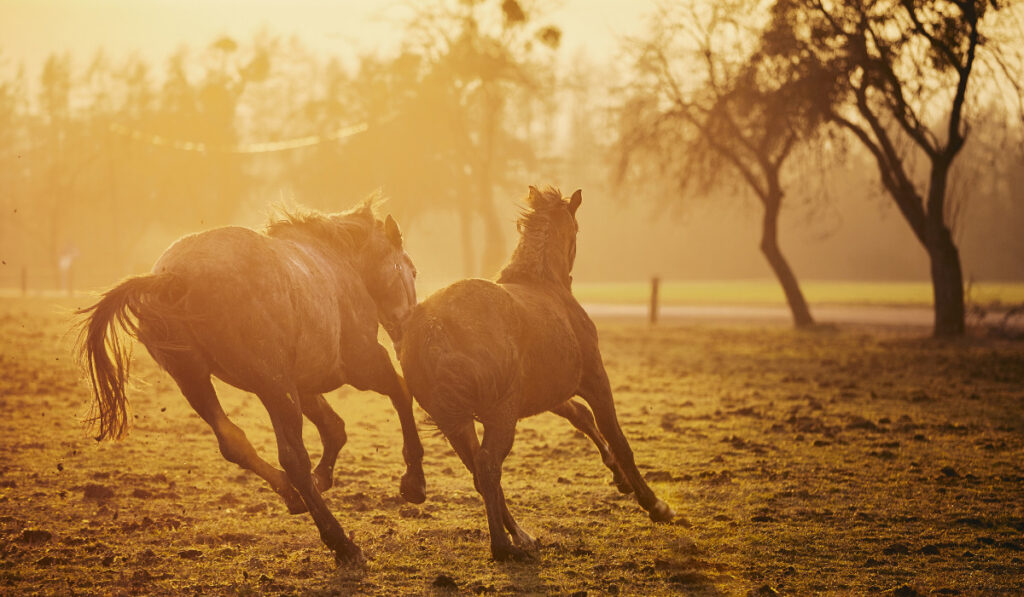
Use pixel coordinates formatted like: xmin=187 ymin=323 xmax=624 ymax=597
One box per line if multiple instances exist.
xmin=1 ymin=297 xmax=1022 ymax=596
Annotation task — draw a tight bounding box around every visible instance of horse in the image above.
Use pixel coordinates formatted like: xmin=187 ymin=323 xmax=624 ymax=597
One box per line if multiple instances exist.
xmin=76 ymin=198 xmax=425 ymax=564
xmin=398 ymin=186 xmax=675 ymax=561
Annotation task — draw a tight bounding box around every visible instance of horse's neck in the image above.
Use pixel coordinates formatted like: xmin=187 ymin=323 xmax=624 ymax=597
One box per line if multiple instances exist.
xmin=290 ymin=234 xmax=365 ymax=277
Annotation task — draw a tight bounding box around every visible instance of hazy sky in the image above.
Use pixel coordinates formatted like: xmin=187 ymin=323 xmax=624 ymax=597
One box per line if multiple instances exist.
xmin=0 ymin=0 xmax=652 ymax=74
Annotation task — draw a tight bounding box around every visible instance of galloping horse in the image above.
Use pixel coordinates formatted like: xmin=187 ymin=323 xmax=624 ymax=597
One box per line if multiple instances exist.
xmin=399 ymin=186 xmax=675 ymax=561
xmin=77 ymin=198 xmax=424 ymax=564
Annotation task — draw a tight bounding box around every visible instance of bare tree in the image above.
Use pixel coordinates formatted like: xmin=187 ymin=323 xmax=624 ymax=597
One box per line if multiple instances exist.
xmin=618 ymin=2 xmax=824 ymax=327
xmin=758 ymin=0 xmax=1011 ymax=336
xmin=401 ymin=0 xmax=561 ymax=276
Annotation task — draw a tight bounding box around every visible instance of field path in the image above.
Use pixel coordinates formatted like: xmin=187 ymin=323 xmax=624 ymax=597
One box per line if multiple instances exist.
xmin=585 ymin=303 xmax=1022 ymax=330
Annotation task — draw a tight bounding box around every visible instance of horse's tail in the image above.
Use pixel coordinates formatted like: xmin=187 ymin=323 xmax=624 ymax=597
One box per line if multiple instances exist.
xmin=75 ymin=273 xmax=182 ymax=440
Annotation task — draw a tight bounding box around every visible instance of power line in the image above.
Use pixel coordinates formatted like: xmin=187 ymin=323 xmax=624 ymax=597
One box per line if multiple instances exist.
xmin=108 ymin=121 xmax=368 ymax=154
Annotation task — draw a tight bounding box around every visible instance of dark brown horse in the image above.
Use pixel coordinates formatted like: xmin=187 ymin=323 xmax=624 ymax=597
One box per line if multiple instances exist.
xmin=399 ymin=186 xmax=675 ymax=561
xmin=77 ymin=199 xmax=424 ymax=564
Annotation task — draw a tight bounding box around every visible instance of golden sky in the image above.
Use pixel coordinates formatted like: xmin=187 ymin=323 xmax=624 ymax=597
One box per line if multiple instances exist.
xmin=0 ymin=0 xmax=651 ymax=73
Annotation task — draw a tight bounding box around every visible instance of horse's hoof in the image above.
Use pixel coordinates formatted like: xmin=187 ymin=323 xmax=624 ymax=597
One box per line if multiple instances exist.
xmin=399 ymin=471 xmax=426 ymax=504
xmin=511 ymin=529 xmax=537 ymax=549
xmin=491 ymin=543 xmax=535 ymax=562
xmin=312 ymin=468 xmax=334 ymax=493
xmin=648 ymin=499 xmax=675 ymax=523
xmin=334 ymin=544 xmax=366 ymax=567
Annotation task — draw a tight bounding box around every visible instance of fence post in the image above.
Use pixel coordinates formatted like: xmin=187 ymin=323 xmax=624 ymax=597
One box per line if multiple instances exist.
xmin=649 ymin=276 xmax=660 ymax=325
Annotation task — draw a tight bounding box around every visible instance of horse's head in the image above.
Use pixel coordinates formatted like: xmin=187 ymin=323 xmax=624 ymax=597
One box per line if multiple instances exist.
xmin=499 ymin=186 xmax=582 ymax=288
xmin=364 ymin=213 xmax=417 ymax=345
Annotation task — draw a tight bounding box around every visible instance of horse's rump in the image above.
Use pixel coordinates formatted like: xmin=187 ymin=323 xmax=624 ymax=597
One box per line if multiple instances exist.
xmin=400 ymin=280 xmax=522 ymax=429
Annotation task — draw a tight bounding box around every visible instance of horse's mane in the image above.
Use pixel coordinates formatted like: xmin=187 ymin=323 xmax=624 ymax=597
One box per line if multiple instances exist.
xmin=265 ymin=198 xmax=380 ymax=252
xmin=497 ymin=186 xmax=572 ymax=286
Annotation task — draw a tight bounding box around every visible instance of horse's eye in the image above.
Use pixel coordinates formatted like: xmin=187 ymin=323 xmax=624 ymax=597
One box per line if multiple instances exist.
xmin=394 ymin=263 xmax=402 ymax=271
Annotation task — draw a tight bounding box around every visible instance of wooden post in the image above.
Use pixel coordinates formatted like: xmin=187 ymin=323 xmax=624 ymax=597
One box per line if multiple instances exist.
xmin=21 ymin=266 xmax=27 ymax=297
xmin=649 ymin=276 xmax=660 ymax=325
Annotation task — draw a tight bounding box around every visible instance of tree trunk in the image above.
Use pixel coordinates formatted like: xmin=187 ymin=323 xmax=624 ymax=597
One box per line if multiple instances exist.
xmin=477 ymin=186 xmax=506 ymax=277
xmin=458 ymin=203 xmax=476 ymax=278
xmin=923 ymin=155 xmax=966 ymax=337
xmin=477 ymin=87 xmax=506 ymax=277
xmin=925 ymin=220 xmax=965 ymax=338
xmin=760 ymin=194 xmax=815 ymax=328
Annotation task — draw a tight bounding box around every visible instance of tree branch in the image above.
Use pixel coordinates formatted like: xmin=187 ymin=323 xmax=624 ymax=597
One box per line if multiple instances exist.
xmin=829 ymin=107 xmax=927 ymax=244
xmin=899 ymin=0 xmax=963 ymax=70
xmin=945 ymin=2 xmax=979 ymax=158
xmin=862 ymin=7 xmax=938 ymax=157
xmin=671 ymin=105 xmax=768 ymax=200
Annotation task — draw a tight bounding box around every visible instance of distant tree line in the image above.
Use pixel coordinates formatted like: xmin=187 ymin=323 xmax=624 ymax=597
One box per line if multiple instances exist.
xmin=1 ymin=0 xmax=1022 ymax=338
xmin=0 ymin=0 xmax=562 ymax=288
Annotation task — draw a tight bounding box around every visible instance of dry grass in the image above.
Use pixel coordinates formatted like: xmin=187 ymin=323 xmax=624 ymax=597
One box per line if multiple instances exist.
xmin=1 ymin=297 xmax=1022 ymax=595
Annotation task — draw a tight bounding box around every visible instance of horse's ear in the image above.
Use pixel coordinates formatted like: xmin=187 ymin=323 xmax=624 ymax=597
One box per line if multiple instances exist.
xmin=528 ymin=185 xmax=543 ymax=206
xmin=384 ymin=214 xmax=403 ymax=248
xmin=568 ymin=189 xmax=582 ymax=215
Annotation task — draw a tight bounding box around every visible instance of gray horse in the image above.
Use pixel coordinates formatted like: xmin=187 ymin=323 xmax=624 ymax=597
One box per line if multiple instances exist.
xmin=399 ymin=186 xmax=675 ymax=561
xmin=77 ymin=199 xmax=423 ymax=564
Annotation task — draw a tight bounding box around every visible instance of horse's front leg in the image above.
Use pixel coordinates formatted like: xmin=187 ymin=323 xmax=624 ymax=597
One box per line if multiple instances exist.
xmin=354 ymin=345 xmax=426 ymax=504
xmin=299 ymin=393 xmax=347 ymax=493
xmin=387 ymin=372 xmax=427 ymax=503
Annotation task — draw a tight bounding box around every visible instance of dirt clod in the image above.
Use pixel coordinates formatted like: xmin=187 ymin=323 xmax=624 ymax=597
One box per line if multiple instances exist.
xmin=887 ymin=584 xmax=923 ymax=597
xmin=644 ymin=470 xmax=674 ymax=482
xmin=432 ymin=574 xmax=458 ymax=589
xmin=35 ymin=556 xmax=58 ymax=567
xmin=131 ymin=569 xmax=152 ymax=584
xmin=19 ymin=528 xmax=53 ymax=544
xmin=883 ymin=543 xmax=911 ymax=555
xmin=82 ymin=483 xmax=115 ymax=500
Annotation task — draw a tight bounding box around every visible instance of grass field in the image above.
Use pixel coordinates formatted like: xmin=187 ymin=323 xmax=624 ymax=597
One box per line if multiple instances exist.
xmin=1 ymin=297 xmax=1023 ymax=595
xmin=571 ymin=280 xmax=1024 ymax=308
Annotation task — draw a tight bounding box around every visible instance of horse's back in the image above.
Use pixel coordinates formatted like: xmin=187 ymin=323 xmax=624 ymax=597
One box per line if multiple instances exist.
xmin=143 ymin=226 xmax=353 ymax=394
xmin=501 ymin=283 xmax=585 ymax=413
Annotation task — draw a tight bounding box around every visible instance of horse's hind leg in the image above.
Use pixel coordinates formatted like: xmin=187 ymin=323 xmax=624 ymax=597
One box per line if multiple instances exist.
xmin=550 ymin=399 xmax=632 ymax=494
xmin=474 ymin=414 xmax=532 ymax=562
xmin=167 ymin=367 xmax=307 ymax=514
xmin=299 ymin=393 xmax=346 ymax=492
xmin=260 ymin=390 xmax=363 ymax=564
xmin=579 ymin=370 xmax=675 ymax=524
xmin=445 ymin=422 xmax=535 ymax=551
